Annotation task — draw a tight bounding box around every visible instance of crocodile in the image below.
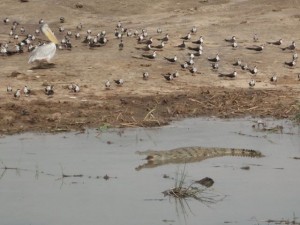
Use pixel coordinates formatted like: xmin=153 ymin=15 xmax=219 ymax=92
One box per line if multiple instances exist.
xmin=135 ymin=146 xmax=264 ymax=171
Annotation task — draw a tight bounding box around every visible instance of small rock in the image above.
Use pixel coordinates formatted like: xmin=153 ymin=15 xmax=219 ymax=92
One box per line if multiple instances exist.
xmin=195 ymin=177 xmax=214 ymax=187
xmin=241 ymin=166 xmax=250 ymax=170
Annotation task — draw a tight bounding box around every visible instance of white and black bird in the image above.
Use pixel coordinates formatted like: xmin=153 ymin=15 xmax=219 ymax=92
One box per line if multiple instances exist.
xmin=3 ymin=17 xmax=9 ymax=24
xmin=253 ymin=34 xmax=259 ymax=42
xmin=114 ymin=79 xmax=124 ymax=86
xmin=157 ymin=28 xmax=162 ymax=34
xmin=249 ymin=79 xmax=256 ymax=88
xmin=142 ymin=51 xmax=157 ymax=59
xmin=14 ymin=89 xmax=21 ymax=98
xmin=246 ymin=44 xmax=264 ymax=52
xmin=225 ymin=36 xmax=236 ymax=43
xmin=119 ymin=39 xmax=124 ymax=50
xmin=285 ymin=59 xmax=296 ymax=67
xmin=270 ymin=75 xmax=277 ymax=83
xmin=292 ymin=52 xmax=298 ymax=60
xmin=208 ymin=53 xmax=220 ymax=62
xmin=267 ymin=39 xmax=283 ymax=45
xmin=72 ymin=84 xmax=80 ymax=92
xmin=59 ymin=26 xmax=64 ymax=32
xmin=190 ymin=66 xmax=197 ymax=74
xmin=116 ymin=21 xmax=122 ymax=28
xmin=181 ymin=32 xmax=191 ymax=40
xmin=164 ymin=55 xmax=177 ymax=63
xmin=192 ymin=36 xmax=204 ymax=45
xmin=154 ymin=41 xmax=165 ymax=49
xmin=212 ymin=62 xmax=219 ymax=70
xmin=219 ymin=71 xmax=237 ymax=78
xmin=241 ymin=63 xmax=248 ymax=70
xmin=45 ymin=85 xmax=54 ymax=95
xmin=20 ymin=27 xmax=25 ymax=34
xmin=249 ymin=65 xmax=258 ymax=75
xmin=23 ymin=85 xmax=31 ymax=96
xmin=282 ymin=41 xmax=296 ymax=51
xmin=172 ymin=71 xmax=179 ymax=78
xmin=143 ymin=72 xmax=149 ymax=80
xmin=105 ymin=80 xmax=111 ymax=89
xmin=75 ymin=33 xmax=80 ymax=39
xmin=163 ymin=73 xmax=173 ymax=81
xmin=181 ymin=61 xmax=189 ymax=69
xmin=161 ymin=33 xmax=169 ymax=42
xmin=7 ymin=85 xmax=12 ymax=92
xmin=191 ymin=26 xmax=197 ymax=34
xmin=187 ymin=57 xmax=194 ymax=65
xmin=177 ymin=41 xmax=186 ymax=49
xmin=233 ymin=59 xmax=242 ymax=66
xmin=232 ymin=41 xmax=238 ymax=49
xmin=194 ymin=49 xmax=203 ymax=56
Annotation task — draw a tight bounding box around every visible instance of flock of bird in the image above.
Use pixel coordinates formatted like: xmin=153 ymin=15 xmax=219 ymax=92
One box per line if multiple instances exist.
xmin=0 ymin=16 xmax=299 ymax=99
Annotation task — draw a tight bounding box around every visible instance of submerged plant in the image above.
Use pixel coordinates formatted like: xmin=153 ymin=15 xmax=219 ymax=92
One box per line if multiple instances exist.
xmin=162 ymin=166 xmax=226 ymax=206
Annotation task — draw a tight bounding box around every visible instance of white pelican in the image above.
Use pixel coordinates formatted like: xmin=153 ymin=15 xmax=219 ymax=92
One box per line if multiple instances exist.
xmin=28 ymin=23 xmax=58 ymax=64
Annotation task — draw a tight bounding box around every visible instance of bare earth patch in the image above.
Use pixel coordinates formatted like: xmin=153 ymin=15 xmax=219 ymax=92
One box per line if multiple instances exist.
xmin=0 ymin=0 xmax=299 ymax=134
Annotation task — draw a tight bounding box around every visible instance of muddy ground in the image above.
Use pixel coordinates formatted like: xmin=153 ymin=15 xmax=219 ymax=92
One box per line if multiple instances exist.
xmin=0 ymin=0 xmax=299 ymax=134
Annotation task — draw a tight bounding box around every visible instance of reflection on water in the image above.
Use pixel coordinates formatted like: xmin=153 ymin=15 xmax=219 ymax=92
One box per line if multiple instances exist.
xmin=0 ymin=118 xmax=299 ymax=225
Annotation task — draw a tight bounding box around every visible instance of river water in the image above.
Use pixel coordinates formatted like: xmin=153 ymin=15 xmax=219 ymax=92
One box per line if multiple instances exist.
xmin=0 ymin=118 xmax=299 ymax=225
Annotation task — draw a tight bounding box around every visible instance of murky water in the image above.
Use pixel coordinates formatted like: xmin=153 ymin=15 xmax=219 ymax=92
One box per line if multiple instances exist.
xmin=0 ymin=118 xmax=299 ymax=225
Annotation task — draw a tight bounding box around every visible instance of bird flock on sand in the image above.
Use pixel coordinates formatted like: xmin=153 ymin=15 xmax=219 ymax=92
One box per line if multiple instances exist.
xmin=0 ymin=17 xmax=299 ymax=99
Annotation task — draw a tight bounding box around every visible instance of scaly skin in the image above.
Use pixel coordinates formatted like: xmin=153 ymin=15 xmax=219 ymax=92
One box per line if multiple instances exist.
xmin=135 ymin=146 xmax=264 ymax=170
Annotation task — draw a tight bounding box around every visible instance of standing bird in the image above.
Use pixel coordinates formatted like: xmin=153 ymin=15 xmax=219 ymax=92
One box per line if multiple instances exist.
xmin=14 ymin=89 xmax=21 ymax=98
xmin=28 ymin=23 xmax=58 ymax=64
xmin=105 ymin=80 xmax=111 ymax=89
xmin=292 ymin=52 xmax=298 ymax=60
xmin=249 ymin=79 xmax=256 ymax=88
xmin=114 ymin=79 xmax=124 ymax=86
xmin=143 ymin=72 xmax=149 ymax=80
xmin=270 ymin=75 xmax=277 ymax=83
xmin=190 ymin=66 xmax=198 ymax=74
xmin=23 ymin=85 xmax=31 ymax=96
xmin=72 ymin=84 xmax=80 ymax=92
xmin=191 ymin=26 xmax=197 ymax=34
xmin=7 ymin=85 xmax=13 ymax=92
xmin=163 ymin=73 xmax=173 ymax=81
xmin=119 ymin=39 xmax=124 ymax=50
xmin=253 ymin=34 xmax=259 ymax=42
xmin=249 ymin=65 xmax=258 ymax=75
xmin=45 ymin=85 xmax=54 ymax=95
xmin=232 ymin=41 xmax=238 ymax=49
xmin=212 ymin=62 xmax=219 ymax=70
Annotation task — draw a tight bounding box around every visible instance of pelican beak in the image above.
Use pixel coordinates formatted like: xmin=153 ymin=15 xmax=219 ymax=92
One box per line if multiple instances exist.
xmin=41 ymin=24 xmax=58 ymax=44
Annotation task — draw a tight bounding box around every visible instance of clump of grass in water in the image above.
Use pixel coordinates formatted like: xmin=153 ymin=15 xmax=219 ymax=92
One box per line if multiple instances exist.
xmin=162 ymin=165 xmax=225 ymax=206
xmin=97 ymin=123 xmax=111 ymax=132
xmin=294 ymin=104 xmax=300 ymax=124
